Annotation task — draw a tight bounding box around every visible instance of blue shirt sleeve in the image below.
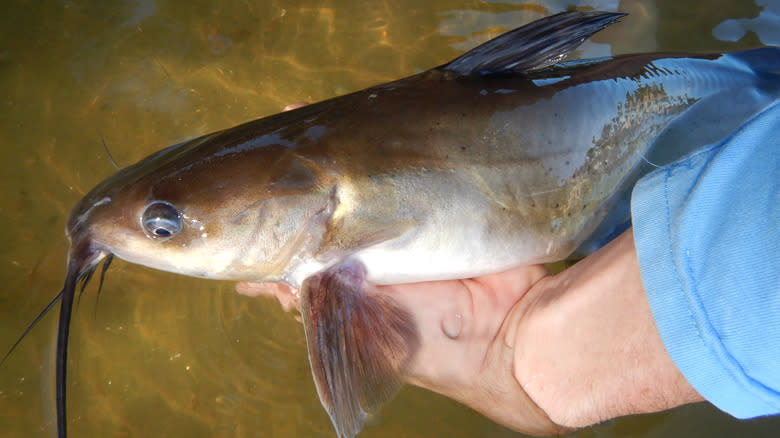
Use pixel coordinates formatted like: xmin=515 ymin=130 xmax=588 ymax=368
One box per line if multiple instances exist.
xmin=631 ymin=101 xmax=780 ymax=419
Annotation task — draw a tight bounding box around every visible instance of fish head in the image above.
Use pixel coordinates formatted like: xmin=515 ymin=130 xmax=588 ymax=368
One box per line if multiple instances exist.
xmin=50 ymin=127 xmax=335 ymax=438
xmin=67 ymin=129 xmax=337 ymax=287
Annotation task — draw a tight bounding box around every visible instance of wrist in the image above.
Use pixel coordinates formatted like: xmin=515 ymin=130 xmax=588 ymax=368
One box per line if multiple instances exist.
xmin=513 ymin=230 xmax=702 ymax=428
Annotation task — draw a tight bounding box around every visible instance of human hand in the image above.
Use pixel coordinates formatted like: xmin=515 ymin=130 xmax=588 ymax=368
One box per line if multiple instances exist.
xmin=385 ymin=229 xmax=703 ymax=434
xmin=381 ymin=263 xmax=567 ymax=435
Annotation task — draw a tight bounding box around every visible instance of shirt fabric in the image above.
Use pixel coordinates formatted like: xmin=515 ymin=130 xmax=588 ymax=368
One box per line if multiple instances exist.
xmin=631 ymin=101 xmax=779 ymax=418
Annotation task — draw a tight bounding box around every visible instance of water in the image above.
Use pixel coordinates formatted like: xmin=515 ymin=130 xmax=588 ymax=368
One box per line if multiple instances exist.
xmin=1 ymin=0 xmax=778 ymax=437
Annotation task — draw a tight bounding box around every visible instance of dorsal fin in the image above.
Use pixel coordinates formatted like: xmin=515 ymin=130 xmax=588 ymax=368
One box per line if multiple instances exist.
xmin=442 ymin=11 xmax=626 ymax=76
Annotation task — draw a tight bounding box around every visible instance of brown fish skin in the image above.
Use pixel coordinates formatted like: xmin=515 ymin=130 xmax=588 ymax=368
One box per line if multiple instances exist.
xmin=42 ymin=10 xmax=780 ymax=438
xmin=71 ymin=54 xmax=702 ymax=285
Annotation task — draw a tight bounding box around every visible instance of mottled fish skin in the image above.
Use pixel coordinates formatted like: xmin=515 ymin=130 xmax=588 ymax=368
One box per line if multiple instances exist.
xmin=19 ymin=10 xmax=779 ymax=438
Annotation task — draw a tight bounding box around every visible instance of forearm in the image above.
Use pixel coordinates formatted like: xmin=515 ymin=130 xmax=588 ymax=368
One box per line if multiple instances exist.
xmin=513 ymin=230 xmax=703 ymax=428
xmin=631 ymin=101 xmax=780 ymax=418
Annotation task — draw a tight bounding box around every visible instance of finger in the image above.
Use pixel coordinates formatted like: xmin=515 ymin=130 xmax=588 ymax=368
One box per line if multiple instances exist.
xmin=235 ymin=281 xmax=301 ymax=312
xmin=283 ymin=102 xmax=309 ymax=111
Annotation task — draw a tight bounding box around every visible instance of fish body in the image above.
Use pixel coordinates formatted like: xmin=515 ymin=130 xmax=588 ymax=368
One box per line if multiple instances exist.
xmin=16 ymin=11 xmax=780 ymax=438
xmin=73 ymin=48 xmax=777 ymax=287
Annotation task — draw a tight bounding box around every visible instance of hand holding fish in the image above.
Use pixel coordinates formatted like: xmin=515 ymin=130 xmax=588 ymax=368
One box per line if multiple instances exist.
xmin=241 ymin=229 xmax=705 ymax=435
xmin=389 ymin=229 xmax=703 ymax=434
xmin=382 ymin=262 xmax=564 ymax=436
xmin=240 ymin=261 xmax=564 ymax=435
xmin=384 ymin=102 xmax=780 ymax=433
xmin=365 ymin=98 xmax=780 ymax=436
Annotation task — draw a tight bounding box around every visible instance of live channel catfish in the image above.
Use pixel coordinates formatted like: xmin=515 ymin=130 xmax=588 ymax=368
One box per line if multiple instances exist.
xmin=6 ymin=10 xmax=780 ymax=438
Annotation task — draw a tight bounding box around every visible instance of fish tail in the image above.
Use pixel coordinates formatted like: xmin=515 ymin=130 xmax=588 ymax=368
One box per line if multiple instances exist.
xmin=301 ymin=261 xmax=418 ymax=438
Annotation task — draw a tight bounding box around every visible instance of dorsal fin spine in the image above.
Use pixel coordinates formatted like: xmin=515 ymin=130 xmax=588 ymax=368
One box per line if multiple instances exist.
xmin=441 ymin=11 xmax=626 ymax=76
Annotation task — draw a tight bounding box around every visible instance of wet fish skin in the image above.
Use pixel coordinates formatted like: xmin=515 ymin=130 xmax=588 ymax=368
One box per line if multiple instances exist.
xmin=76 ymin=50 xmax=774 ymax=286
xmin=31 ymin=10 xmax=780 ymax=438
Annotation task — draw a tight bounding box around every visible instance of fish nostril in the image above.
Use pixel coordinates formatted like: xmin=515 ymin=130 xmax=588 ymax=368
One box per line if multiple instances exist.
xmin=142 ymin=201 xmax=182 ymax=240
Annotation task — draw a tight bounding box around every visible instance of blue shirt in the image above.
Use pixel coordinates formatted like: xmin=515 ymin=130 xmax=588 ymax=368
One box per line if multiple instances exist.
xmin=631 ymin=101 xmax=779 ymax=418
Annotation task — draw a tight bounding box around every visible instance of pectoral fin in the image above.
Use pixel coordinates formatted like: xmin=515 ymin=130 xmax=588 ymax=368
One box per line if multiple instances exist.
xmin=301 ymin=261 xmax=418 ymax=438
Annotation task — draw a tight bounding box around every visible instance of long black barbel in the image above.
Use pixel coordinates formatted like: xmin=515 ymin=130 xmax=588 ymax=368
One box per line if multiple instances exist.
xmin=0 ymin=251 xmax=111 ymax=438
xmin=56 ymin=254 xmax=110 ymax=438
xmin=1 ymin=257 xmax=114 ymax=368
xmin=57 ymin=268 xmax=79 ymax=438
xmin=0 ymin=292 xmax=63 ymax=367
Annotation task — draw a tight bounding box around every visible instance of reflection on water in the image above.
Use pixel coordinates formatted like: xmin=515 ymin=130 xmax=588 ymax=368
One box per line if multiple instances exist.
xmin=0 ymin=0 xmax=778 ymax=437
xmin=713 ymin=0 xmax=780 ymax=45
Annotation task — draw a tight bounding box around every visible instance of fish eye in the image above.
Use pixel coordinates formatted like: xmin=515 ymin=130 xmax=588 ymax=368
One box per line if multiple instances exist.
xmin=141 ymin=201 xmax=182 ymax=240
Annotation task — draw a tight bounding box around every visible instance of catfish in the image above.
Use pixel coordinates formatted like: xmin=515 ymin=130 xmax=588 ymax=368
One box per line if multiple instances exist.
xmin=6 ymin=10 xmax=780 ymax=438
